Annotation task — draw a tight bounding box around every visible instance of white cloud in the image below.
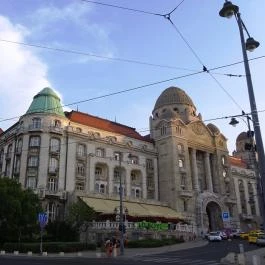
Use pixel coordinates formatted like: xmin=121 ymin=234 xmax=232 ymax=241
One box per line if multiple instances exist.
xmin=0 ymin=16 xmax=51 ymax=130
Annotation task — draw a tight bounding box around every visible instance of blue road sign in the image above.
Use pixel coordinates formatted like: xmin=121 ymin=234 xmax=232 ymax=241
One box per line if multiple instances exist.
xmin=38 ymin=213 xmax=48 ymax=228
xmin=222 ymin=212 xmax=230 ymax=221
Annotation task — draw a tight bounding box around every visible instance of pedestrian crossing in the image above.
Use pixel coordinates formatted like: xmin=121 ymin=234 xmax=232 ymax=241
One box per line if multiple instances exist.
xmin=132 ymin=254 xmax=221 ymax=265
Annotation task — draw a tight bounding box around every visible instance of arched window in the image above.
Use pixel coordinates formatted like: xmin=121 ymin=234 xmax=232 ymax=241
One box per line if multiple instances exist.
xmin=96 ymin=148 xmax=104 ymax=157
xmin=77 ymin=162 xmax=85 ymax=176
xmin=77 ymin=144 xmax=86 ymax=156
xmin=46 ymin=202 xmax=57 ymax=222
xmin=178 ymin=159 xmax=184 ymax=168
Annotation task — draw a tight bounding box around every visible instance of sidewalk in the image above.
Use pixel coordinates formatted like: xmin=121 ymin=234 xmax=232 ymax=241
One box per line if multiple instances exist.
xmin=1 ymin=240 xmax=265 ymax=263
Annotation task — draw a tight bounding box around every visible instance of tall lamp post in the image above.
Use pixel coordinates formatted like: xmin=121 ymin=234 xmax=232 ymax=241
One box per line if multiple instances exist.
xmin=219 ymin=1 xmax=265 ymax=229
xmin=118 ymin=152 xmax=124 ymax=256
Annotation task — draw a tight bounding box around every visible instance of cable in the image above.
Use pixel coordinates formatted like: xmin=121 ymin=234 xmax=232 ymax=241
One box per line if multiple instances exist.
xmin=2 ymin=108 xmax=265 ymax=157
xmin=0 ymin=55 xmax=264 ymax=124
xmin=81 ymin=0 xmax=164 ymax=16
xmin=164 ymin=17 xmax=245 ymax=112
xmin=0 ymin=39 xmax=245 ymax=77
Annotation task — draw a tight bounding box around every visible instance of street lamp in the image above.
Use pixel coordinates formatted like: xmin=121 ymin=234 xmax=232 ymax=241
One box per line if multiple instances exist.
xmin=219 ymin=1 xmax=265 ymax=230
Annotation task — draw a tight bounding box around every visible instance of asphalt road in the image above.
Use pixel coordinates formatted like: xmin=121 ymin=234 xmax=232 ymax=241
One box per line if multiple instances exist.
xmin=0 ymin=239 xmax=259 ymax=265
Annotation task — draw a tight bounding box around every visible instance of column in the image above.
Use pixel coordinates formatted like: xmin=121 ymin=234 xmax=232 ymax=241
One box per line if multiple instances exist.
xmin=142 ymin=170 xmax=147 ymax=199
xmin=126 ymin=170 xmax=131 ymax=197
xmin=108 ymin=165 xmax=114 ymax=195
xmin=253 ymin=183 xmax=261 ymax=216
xmin=234 ymin=178 xmax=242 ymax=214
xmin=243 ymin=179 xmax=251 ymax=215
xmin=204 ymin=152 xmax=213 ymax=192
xmin=191 ymin=148 xmax=199 ymax=191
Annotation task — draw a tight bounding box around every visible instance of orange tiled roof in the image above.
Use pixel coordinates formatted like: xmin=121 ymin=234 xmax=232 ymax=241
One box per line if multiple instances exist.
xmin=65 ymin=111 xmax=152 ymax=142
xmin=229 ymin=156 xmax=247 ymax=168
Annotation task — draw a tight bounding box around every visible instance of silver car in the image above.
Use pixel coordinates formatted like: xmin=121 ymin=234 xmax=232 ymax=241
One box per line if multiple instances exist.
xmin=256 ymin=235 xmax=265 ymax=247
xmin=208 ymin=231 xmax=222 ymax=242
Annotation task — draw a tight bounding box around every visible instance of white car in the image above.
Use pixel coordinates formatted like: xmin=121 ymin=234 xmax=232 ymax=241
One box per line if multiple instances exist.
xmin=208 ymin=232 xmax=222 ymax=242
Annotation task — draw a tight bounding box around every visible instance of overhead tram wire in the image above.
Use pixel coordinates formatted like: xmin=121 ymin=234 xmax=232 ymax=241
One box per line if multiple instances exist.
xmin=0 ymin=56 xmax=264 ymax=124
xmin=0 ymin=39 xmax=243 ymax=77
xmin=81 ymin=0 xmax=164 ymax=17
xmin=163 ymin=15 xmax=245 ymax=112
xmin=80 ymin=0 xmax=247 ymax=110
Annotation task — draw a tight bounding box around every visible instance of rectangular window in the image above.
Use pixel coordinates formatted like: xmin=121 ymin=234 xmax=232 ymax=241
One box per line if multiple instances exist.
xmin=28 ymin=156 xmax=38 ymax=167
xmin=30 ymin=136 xmax=40 ymax=147
xmin=27 ymin=177 xmax=36 ymax=189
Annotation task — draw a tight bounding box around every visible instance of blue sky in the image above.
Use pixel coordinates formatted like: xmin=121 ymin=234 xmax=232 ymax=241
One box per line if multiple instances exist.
xmin=0 ymin=0 xmax=264 ymax=153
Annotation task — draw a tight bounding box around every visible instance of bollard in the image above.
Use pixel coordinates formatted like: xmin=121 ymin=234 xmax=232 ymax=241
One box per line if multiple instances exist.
xmin=59 ymin=252 xmax=64 ymax=256
xmin=27 ymin=251 xmax=32 ymax=256
xmin=252 ymin=255 xmax=261 ymax=265
xmin=14 ymin=251 xmax=19 ymax=255
xmin=239 ymin=243 xmax=244 ymax=253
xmin=0 ymin=250 xmax=5 ymax=255
xmin=42 ymin=252 xmax=48 ymax=256
xmin=77 ymin=252 xmax=82 ymax=257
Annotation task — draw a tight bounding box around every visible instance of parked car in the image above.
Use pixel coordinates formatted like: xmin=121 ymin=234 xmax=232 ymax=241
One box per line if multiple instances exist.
xmin=248 ymin=231 xmax=265 ymax=244
xmin=239 ymin=231 xmax=249 ymax=240
xmin=208 ymin=232 xmax=222 ymax=242
xmin=256 ymin=235 xmax=265 ymax=247
xmin=230 ymin=229 xmax=241 ymax=238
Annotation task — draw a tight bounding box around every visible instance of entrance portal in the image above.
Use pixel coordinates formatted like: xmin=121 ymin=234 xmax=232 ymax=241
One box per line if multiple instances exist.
xmin=206 ymin=202 xmax=223 ymax=231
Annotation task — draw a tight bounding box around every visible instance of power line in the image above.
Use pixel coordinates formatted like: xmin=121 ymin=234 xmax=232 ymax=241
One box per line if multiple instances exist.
xmin=81 ymin=0 xmax=164 ymax=16
xmin=80 ymin=0 xmax=248 ymax=111
xmin=0 ymin=55 xmax=264 ymax=124
xmin=0 ymin=39 xmax=245 ymax=77
xmin=2 ymin=109 xmax=265 ymax=157
xmin=164 ymin=17 xmax=245 ymax=113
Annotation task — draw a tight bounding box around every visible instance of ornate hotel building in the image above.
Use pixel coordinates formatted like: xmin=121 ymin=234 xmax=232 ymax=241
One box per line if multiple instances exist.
xmin=0 ymin=86 xmax=261 ymax=233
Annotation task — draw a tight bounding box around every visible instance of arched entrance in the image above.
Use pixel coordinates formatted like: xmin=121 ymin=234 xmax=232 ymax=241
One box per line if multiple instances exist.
xmin=206 ymin=201 xmax=223 ymax=231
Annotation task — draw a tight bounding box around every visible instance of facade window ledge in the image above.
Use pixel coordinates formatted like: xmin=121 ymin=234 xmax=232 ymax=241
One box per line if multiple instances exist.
xmin=49 ymin=126 xmax=63 ymax=134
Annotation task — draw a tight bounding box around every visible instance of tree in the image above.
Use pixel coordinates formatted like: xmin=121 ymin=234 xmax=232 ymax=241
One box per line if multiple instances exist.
xmin=67 ymin=199 xmax=97 ymax=232
xmin=0 ymin=177 xmax=42 ymax=244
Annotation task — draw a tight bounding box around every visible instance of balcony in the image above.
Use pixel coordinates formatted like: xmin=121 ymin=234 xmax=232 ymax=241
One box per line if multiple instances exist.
xmin=28 ymin=124 xmax=43 ymax=132
xmin=49 ymin=126 xmax=63 ymax=135
xmin=76 ymin=152 xmax=86 ymax=161
xmin=48 ymin=167 xmax=59 ymax=175
xmin=179 ymin=189 xmax=193 ymax=198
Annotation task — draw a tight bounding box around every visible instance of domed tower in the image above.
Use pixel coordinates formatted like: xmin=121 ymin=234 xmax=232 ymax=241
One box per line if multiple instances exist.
xmin=26 ymin=87 xmax=65 ymax=116
xmin=150 ymin=86 xmax=200 ymax=138
xmin=233 ymin=132 xmax=256 ymax=169
xmin=150 ymin=86 xmax=236 ymax=234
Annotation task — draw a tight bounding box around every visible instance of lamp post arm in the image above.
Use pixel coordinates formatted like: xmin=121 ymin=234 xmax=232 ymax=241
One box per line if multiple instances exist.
xmin=236 ymin=12 xmax=265 ymax=229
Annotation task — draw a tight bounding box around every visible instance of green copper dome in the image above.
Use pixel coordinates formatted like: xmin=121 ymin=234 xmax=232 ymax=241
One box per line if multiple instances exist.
xmin=26 ymin=87 xmax=65 ymax=116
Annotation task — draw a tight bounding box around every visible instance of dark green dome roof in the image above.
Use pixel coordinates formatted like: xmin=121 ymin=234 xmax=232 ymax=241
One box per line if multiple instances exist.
xmin=26 ymin=87 xmax=65 ymax=116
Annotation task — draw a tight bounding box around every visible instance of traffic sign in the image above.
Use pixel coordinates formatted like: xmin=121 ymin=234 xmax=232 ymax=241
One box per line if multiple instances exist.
xmin=38 ymin=213 xmax=48 ymax=228
xmin=222 ymin=212 xmax=230 ymax=221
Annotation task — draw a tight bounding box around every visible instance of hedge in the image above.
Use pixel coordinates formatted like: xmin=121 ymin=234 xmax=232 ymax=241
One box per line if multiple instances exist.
xmin=2 ymin=242 xmax=96 ymax=253
xmin=126 ymin=237 xmax=184 ymax=248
